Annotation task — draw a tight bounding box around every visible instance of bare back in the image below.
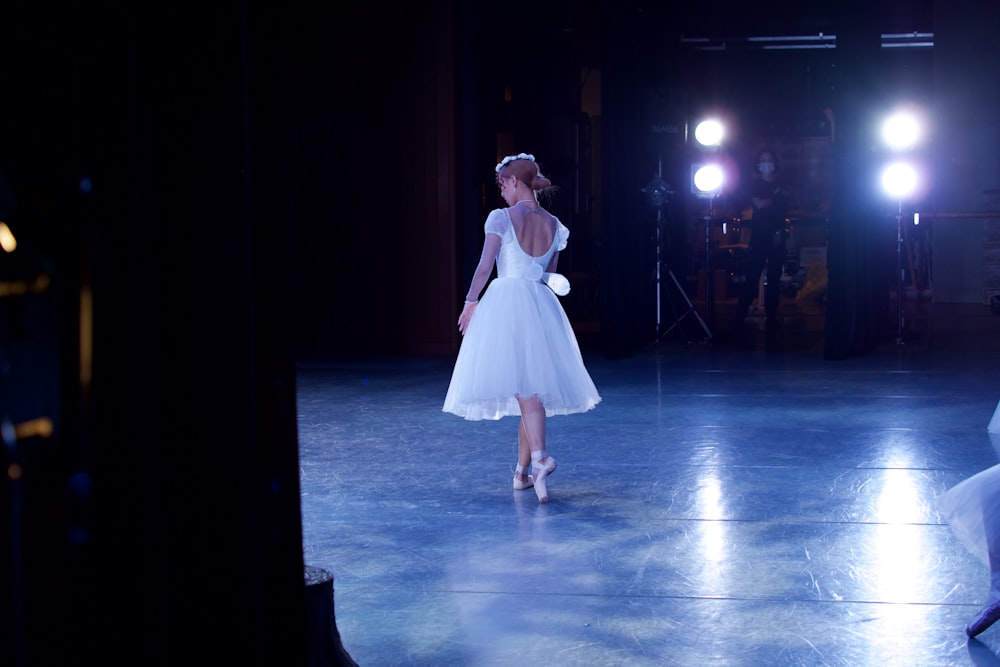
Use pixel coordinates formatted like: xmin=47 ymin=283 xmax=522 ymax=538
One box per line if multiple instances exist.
xmin=507 ymin=202 xmax=556 ymax=258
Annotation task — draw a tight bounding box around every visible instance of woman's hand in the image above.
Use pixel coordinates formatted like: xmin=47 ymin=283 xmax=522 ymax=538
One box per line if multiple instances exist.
xmin=457 ymin=301 xmax=478 ymax=335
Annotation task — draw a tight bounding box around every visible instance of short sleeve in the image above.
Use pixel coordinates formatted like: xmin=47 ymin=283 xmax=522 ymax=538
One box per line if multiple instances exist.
xmin=484 ymin=208 xmax=509 ymax=237
xmin=555 ymin=218 xmax=570 ymax=251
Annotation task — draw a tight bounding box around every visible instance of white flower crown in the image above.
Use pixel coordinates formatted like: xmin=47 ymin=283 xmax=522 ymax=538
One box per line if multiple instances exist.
xmin=495 ymin=153 xmax=536 ymax=173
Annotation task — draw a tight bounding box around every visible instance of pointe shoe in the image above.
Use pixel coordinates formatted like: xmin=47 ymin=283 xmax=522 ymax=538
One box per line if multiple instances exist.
xmin=512 ymin=474 xmax=534 ymax=490
xmin=532 ymin=456 xmax=557 ymax=503
xmin=967 ymin=601 xmax=1000 ymax=637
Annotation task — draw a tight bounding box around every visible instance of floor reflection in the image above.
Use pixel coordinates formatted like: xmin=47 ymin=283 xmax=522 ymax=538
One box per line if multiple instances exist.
xmin=299 ymin=303 xmax=1000 ymax=665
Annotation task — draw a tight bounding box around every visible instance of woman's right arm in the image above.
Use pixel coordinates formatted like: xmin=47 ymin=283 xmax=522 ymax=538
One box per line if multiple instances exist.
xmin=458 ymin=233 xmax=501 ymax=335
xmin=465 ymin=233 xmax=501 ymax=303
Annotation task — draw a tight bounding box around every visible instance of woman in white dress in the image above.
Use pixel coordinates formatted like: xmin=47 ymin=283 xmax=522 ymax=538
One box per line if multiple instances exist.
xmin=442 ymin=153 xmax=601 ymax=503
xmin=939 ymin=463 xmax=1000 ymax=636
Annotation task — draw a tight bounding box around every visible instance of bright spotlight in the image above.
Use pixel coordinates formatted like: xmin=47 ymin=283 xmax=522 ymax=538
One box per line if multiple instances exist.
xmin=881 ymin=161 xmax=918 ymax=199
xmin=0 ymin=222 xmax=16 ymax=253
xmin=881 ymin=110 xmax=922 ymax=151
xmin=692 ymin=163 xmax=724 ymax=195
xmin=694 ymin=119 xmax=724 ymax=147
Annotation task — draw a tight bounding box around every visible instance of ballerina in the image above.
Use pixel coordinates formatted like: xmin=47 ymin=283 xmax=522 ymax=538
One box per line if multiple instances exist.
xmin=442 ymin=153 xmax=600 ymax=503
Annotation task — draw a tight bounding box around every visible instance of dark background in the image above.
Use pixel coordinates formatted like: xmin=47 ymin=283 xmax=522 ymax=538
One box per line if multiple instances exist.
xmin=1 ymin=1 xmax=997 ymax=663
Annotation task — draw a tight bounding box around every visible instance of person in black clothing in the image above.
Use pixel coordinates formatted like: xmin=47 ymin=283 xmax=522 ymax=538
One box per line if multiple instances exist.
xmin=731 ymin=148 xmax=792 ymax=334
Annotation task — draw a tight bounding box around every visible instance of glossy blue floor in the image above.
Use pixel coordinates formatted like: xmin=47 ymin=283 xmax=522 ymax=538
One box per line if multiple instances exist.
xmin=298 ymin=301 xmax=1000 ymax=666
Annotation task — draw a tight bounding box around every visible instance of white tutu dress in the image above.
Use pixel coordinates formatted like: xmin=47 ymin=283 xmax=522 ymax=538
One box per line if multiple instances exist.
xmin=938 ymin=463 xmax=1000 ymax=570
xmin=442 ymin=208 xmax=601 ymax=421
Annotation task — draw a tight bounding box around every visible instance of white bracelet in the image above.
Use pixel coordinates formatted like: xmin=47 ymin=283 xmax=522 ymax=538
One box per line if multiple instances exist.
xmin=464 ymin=299 xmax=478 ymax=305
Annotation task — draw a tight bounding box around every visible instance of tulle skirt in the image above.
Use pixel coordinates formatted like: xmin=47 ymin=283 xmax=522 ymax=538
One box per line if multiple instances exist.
xmin=442 ymin=277 xmax=601 ymax=421
xmin=938 ymin=463 xmax=1000 ymax=569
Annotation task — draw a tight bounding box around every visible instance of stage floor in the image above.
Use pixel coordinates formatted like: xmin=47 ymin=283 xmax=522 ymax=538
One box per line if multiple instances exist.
xmin=297 ymin=301 xmax=1000 ymax=666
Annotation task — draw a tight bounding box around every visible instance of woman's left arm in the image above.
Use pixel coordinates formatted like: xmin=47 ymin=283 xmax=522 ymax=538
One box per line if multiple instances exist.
xmin=545 ymin=251 xmax=560 ymax=273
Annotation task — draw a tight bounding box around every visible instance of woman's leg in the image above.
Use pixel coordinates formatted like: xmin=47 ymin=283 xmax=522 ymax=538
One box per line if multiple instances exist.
xmin=733 ymin=243 xmax=767 ymax=326
xmin=517 ymin=396 xmax=556 ymax=502
xmin=513 ymin=419 xmax=533 ymax=489
xmin=518 ymin=418 xmax=531 ymax=468
xmin=518 ymin=397 xmax=545 ymax=454
xmin=968 ymin=504 xmax=1000 ymax=637
xmin=763 ymin=247 xmax=784 ymax=322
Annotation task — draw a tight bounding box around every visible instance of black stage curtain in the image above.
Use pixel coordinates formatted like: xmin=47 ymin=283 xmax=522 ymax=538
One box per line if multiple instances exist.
xmin=823 ymin=5 xmax=885 ymax=359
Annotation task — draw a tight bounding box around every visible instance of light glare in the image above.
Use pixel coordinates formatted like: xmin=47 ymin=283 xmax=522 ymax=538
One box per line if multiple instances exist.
xmin=882 ymin=111 xmax=921 ymax=150
xmin=881 ymin=162 xmax=918 ymax=199
xmin=693 ymin=164 xmax=724 ymax=193
xmin=0 ymin=222 xmax=16 ymax=253
xmin=695 ymin=119 xmax=724 ymax=147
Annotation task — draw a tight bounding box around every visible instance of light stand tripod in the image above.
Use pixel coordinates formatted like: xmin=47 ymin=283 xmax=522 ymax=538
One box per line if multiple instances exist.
xmin=893 ymin=200 xmax=920 ymax=345
xmin=703 ymin=199 xmax=717 ymax=335
xmin=895 ymin=201 xmax=905 ymax=344
xmin=643 ymin=159 xmax=711 ymax=343
xmin=656 ymin=207 xmax=712 ymax=342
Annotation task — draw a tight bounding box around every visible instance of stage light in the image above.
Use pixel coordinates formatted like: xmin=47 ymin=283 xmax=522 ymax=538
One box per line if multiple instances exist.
xmin=694 ymin=119 xmax=724 ymax=147
xmin=688 ymin=115 xmax=729 ymax=336
xmin=689 ymin=116 xmax=730 ymax=194
xmin=877 ymin=104 xmax=929 ymax=201
xmin=0 ymin=222 xmax=16 ymax=253
xmin=881 ymin=109 xmax=922 ymax=151
xmin=692 ymin=163 xmax=724 ymax=196
xmin=877 ymin=104 xmax=930 ymax=346
xmin=881 ymin=161 xmax=918 ymax=199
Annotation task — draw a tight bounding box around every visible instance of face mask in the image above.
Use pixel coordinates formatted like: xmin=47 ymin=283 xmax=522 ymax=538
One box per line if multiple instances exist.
xmin=759 ymin=162 xmax=775 ymax=175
